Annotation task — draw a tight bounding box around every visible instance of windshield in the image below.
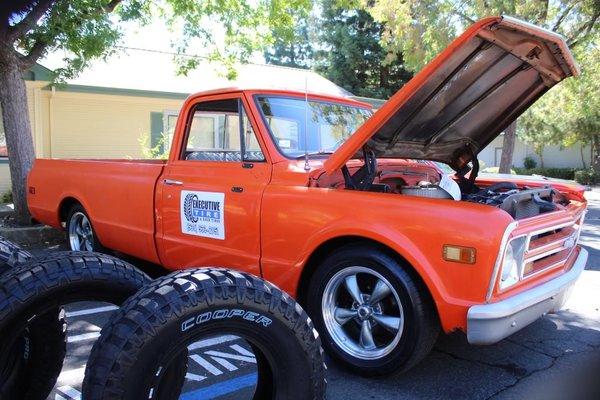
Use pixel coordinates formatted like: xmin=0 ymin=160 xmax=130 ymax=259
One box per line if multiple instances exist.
xmin=255 ymin=96 xmax=372 ymax=158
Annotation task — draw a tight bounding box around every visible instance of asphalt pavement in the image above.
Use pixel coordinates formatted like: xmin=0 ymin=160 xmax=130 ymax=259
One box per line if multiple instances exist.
xmin=43 ymin=189 xmax=600 ymax=399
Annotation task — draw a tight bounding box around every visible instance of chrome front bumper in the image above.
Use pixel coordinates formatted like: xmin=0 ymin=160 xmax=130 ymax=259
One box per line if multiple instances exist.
xmin=467 ymin=247 xmax=588 ymax=345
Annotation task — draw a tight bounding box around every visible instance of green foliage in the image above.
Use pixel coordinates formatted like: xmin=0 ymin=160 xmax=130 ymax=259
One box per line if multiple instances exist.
xmin=363 ymin=1 xmax=600 ymax=72
xmin=264 ymin=9 xmax=314 ymax=68
xmin=523 ymin=156 xmax=537 ymax=170
xmin=574 ymin=168 xmax=600 ymax=185
xmin=513 ymin=167 xmax=577 ymax=180
xmin=6 ymin=0 xmax=312 ymax=80
xmin=362 ymin=0 xmax=600 ymax=168
xmin=0 ymin=190 xmax=12 ymax=204
xmin=138 ymin=132 xmax=170 ymax=159
xmin=312 ymin=0 xmax=413 ymax=98
xmin=520 ymin=41 xmax=600 ymax=170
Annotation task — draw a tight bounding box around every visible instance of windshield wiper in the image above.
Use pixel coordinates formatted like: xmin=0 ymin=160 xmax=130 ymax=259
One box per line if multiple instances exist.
xmin=294 ymin=151 xmax=334 ymax=159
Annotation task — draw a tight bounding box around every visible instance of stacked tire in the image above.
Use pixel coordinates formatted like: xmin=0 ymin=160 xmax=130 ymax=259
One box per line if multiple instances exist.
xmin=0 ymin=239 xmax=151 ymax=399
xmin=0 ymin=237 xmax=327 ymax=400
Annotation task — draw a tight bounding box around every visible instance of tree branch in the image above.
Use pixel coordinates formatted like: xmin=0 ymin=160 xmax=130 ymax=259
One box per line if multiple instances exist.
xmin=455 ymin=11 xmax=475 ymax=24
xmin=7 ymin=0 xmax=56 ymax=42
xmin=18 ymin=37 xmax=48 ymax=69
xmin=552 ymin=2 xmax=576 ymax=31
xmin=567 ymin=9 xmax=600 ymax=47
xmin=104 ymin=0 xmax=122 ymax=13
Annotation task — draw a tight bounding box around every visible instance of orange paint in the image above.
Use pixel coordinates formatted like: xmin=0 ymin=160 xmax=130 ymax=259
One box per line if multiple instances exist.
xmin=27 ymin=18 xmax=585 ymax=335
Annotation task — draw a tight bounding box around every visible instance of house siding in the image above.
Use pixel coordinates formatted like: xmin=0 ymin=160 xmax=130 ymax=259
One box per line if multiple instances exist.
xmin=479 ymin=135 xmax=591 ymax=169
xmin=45 ymin=90 xmax=183 ymax=159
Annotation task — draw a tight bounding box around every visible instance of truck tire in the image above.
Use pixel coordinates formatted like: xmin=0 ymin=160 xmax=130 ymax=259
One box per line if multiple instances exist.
xmin=306 ymin=244 xmax=439 ymax=376
xmin=0 ymin=237 xmax=67 ymax=400
xmin=0 ymin=252 xmax=153 ymax=399
xmin=83 ymin=268 xmax=327 ymax=400
xmin=66 ymin=204 xmax=105 ymax=252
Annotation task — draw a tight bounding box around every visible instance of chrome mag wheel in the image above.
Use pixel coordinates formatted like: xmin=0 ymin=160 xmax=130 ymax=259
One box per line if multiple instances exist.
xmin=322 ymin=266 xmax=404 ymax=360
xmin=68 ymin=212 xmax=94 ymax=251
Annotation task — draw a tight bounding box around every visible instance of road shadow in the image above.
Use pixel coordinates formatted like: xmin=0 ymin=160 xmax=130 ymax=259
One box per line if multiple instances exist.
xmin=327 ymin=306 xmax=600 ymax=400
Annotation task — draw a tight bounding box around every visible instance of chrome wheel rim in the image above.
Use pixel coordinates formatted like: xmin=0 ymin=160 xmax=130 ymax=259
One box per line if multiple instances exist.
xmin=322 ymin=266 xmax=404 ymax=360
xmin=68 ymin=212 xmax=94 ymax=251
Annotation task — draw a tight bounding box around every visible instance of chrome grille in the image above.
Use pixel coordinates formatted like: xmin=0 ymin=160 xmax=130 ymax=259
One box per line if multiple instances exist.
xmin=521 ymin=216 xmax=584 ymax=278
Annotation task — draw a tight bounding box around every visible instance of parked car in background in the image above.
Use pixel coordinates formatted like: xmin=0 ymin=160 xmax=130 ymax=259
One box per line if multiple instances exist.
xmin=28 ymin=17 xmax=587 ymax=376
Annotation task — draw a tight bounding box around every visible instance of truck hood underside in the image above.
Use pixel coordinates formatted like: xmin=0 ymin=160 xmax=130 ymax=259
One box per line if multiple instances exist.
xmin=324 ymin=16 xmax=579 ymax=174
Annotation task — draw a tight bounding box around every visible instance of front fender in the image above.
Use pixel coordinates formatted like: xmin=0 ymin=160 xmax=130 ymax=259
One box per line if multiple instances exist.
xmin=260 ymin=186 xmax=513 ymax=332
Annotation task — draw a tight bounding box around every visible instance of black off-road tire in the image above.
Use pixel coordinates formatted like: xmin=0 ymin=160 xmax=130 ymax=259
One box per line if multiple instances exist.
xmin=0 ymin=236 xmax=68 ymax=400
xmin=0 ymin=252 xmax=153 ymax=399
xmin=83 ymin=268 xmax=327 ymax=400
xmin=306 ymin=244 xmax=440 ymax=377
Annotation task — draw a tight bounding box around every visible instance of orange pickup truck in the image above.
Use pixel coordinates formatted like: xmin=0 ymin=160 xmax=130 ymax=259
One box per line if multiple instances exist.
xmin=28 ymin=17 xmax=588 ymax=375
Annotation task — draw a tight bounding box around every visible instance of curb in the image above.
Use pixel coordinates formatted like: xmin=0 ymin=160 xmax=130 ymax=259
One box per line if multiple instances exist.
xmin=0 ymin=225 xmax=65 ymax=248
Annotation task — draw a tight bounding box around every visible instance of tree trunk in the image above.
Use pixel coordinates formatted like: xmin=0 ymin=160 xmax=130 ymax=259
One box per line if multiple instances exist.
xmin=0 ymin=53 xmax=35 ymax=225
xmin=499 ymin=121 xmax=517 ymax=174
xmin=593 ymin=135 xmax=600 ymax=173
xmin=580 ymin=144 xmax=586 ymax=169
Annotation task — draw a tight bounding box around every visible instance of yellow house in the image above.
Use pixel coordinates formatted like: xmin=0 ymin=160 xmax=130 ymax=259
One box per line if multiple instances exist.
xmin=1 ymin=48 xmax=376 ymax=195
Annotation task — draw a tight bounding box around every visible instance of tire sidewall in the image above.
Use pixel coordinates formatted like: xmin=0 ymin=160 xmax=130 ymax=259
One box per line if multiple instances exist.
xmin=120 ymin=300 xmax=315 ymax=400
xmin=307 ymin=246 xmax=422 ymax=373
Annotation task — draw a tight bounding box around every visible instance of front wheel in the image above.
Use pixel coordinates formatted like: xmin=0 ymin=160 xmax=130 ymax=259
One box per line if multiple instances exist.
xmin=307 ymin=244 xmax=439 ymax=376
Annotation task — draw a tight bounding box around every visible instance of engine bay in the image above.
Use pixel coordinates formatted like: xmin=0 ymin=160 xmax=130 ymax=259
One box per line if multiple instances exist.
xmin=311 ymin=152 xmax=567 ymax=220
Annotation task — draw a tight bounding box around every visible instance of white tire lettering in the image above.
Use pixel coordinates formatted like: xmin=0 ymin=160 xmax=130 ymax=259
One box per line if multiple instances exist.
xmin=180 ymin=309 xmax=273 ymax=332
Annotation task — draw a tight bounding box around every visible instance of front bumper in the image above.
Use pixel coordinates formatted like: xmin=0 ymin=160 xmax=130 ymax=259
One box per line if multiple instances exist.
xmin=467 ymin=247 xmax=588 ymax=345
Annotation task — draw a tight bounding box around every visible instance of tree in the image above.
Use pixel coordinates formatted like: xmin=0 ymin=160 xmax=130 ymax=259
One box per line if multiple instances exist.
xmin=312 ymin=0 xmax=412 ymax=99
xmin=0 ymin=0 xmax=309 ymax=225
xmin=520 ymin=40 xmax=600 ymax=171
xmin=264 ymin=11 xmax=314 ymax=68
xmin=363 ymin=0 xmax=600 ymax=172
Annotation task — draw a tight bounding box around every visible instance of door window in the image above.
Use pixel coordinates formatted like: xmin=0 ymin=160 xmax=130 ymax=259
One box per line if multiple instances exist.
xmin=182 ymin=99 xmax=264 ymax=162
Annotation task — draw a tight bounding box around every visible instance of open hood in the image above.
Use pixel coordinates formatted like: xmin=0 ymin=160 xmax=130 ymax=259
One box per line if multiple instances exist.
xmin=323 ymin=16 xmax=579 ymax=174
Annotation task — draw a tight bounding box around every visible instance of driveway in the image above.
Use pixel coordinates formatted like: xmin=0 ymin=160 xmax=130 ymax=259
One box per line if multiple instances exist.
xmin=44 ymin=189 xmax=600 ymax=399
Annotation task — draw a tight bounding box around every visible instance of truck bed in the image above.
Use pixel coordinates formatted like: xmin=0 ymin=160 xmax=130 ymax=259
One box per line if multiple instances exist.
xmin=28 ymin=158 xmax=166 ymax=263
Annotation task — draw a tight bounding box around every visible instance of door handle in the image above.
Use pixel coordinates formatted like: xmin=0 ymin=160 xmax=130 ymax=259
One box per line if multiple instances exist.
xmin=231 ymin=186 xmax=244 ymax=193
xmin=164 ymin=179 xmax=183 ymax=186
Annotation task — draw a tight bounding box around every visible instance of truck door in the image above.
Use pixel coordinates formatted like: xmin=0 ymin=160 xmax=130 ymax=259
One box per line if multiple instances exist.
xmin=157 ymin=93 xmax=271 ymax=276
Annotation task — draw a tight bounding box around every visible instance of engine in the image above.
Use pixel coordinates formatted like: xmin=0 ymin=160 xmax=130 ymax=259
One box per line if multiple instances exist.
xmin=463 ymin=182 xmax=561 ymax=219
xmin=312 ymin=158 xmax=564 ymax=220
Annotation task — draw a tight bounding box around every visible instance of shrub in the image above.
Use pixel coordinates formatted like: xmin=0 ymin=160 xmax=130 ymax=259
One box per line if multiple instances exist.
xmin=574 ymin=169 xmax=600 ymax=185
xmin=523 ymin=156 xmax=537 ymax=169
xmin=513 ymin=167 xmax=576 ymax=180
xmin=1 ymin=190 xmax=12 ymax=204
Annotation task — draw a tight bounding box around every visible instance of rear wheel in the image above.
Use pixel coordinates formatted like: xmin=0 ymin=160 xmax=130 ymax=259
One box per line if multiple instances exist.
xmin=307 ymin=244 xmax=439 ymax=376
xmin=66 ymin=204 xmax=103 ymax=252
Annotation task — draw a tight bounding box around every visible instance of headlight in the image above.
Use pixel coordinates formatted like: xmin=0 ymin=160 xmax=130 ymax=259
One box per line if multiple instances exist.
xmin=499 ymin=236 xmax=527 ymax=289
